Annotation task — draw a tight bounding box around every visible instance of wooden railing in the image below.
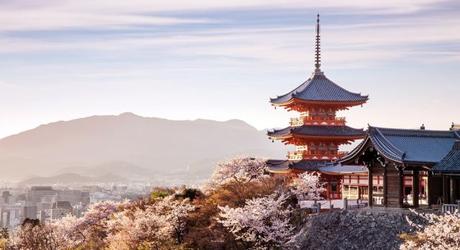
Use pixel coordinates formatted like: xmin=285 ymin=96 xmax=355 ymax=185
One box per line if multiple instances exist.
xmin=442 ymin=203 xmax=459 ymax=213
xmin=287 ymin=151 xmax=347 ymax=160
xmin=344 ymin=199 xmax=368 ymax=210
xmin=289 ymin=116 xmax=347 ymax=126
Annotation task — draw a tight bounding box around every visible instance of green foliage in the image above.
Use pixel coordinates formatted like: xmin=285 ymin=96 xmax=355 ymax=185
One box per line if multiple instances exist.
xmin=150 ymin=187 xmax=174 ymax=200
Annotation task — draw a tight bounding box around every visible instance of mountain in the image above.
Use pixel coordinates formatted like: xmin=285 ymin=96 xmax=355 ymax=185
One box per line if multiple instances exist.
xmin=56 ymin=161 xmax=154 ymax=181
xmin=0 ymin=113 xmax=285 ymax=185
xmin=17 ymin=173 xmax=128 ymax=186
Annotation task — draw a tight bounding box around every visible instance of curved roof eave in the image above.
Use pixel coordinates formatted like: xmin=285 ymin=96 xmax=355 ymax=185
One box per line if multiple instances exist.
xmin=270 ymin=73 xmax=369 ymax=105
xmin=340 ymin=126 xmax=406 ymax=164
xmin=339 ymin=136 xmax=370 ymax=163
xmin=368 ymin=126 xmax=405 ymax=163
xmin=268 ymin=125 xmax=365 ymax=139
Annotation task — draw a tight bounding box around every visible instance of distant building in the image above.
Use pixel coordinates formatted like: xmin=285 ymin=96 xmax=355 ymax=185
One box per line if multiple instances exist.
xmin=49 ymin=201 xmax=73 ymax=220
xmin=32 ymin=194 xmax=56 ymax=215
xmin=57 ymin=190 xmax=90 ymax=206
xmin=38 ymin=210 xmax=47 ymax=222
xmin=1 ymin=205 xmax=22 ymax=228
xmin=1 ymin=191 xmax=11 ymax=204
xmin=23 ymin=205 xmax=37 ymax=220
xmin=26 ymin=186 xmax=57 ymax=203
xmin=0 ymin=210 xmax=10 ymax=228
xmin=90 ymin=191 xmax=122 ymax=203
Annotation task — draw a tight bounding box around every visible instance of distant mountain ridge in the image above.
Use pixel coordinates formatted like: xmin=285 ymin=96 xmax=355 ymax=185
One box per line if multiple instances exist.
xmin=18 ymin=173 xmax=128 ymax=186
xmin=0 ymin=113 xmax=285 ymax=185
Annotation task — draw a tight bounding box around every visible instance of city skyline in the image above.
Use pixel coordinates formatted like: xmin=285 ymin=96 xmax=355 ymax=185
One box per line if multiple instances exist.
xmin=1 ymin=0 xmax=460 ymax=138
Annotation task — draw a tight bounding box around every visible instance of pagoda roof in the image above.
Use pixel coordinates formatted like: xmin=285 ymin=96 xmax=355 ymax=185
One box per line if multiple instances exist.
xmin=341 ymin=126 xmax=460 ymax=165
xmin=432 ymin=141 xmax=460 ymax=173
xmin=270 ymin=72 xmax=368 ymax=106
xmin=266 ymin=159 xmax=330 ymax=173
xmin=268 ymin=125 xmax=365 ymax=139
xmin=319 ymin=164 xmax=368 ymax=175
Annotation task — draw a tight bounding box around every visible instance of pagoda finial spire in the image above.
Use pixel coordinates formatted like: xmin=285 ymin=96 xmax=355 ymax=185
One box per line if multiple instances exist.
xmin=314 ymin=13 xmax=322 ymax=74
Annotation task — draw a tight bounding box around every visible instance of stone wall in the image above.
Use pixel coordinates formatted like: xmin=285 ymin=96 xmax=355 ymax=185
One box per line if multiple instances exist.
xmin=292 ymin=208 xmax=426 ymax=250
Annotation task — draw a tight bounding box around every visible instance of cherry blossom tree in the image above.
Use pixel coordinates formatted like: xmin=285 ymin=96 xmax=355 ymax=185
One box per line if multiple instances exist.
xmin=207 ymin=157 xmax=268 ymax=190
xmin=10 ymin=219 xmax=60 ymax=250
xmin=401 ymin=210 xmax=460 ymax=249
xmin=160 ymin=197 xmax=196 ymax=243
xmin=217 ymin=192 xmax=295 ymax=249
xmin=290 ymin=172 xmax=325 ymax=201
xmin=106 ymin=206 xmax=169 ymax=249
xmin=106 ymin=196 xmax=195 ymax=249
xmin=50 ymin=215 xmax=80 ymax=249
xmin=50 ymin=200 xmax=123 ymax=249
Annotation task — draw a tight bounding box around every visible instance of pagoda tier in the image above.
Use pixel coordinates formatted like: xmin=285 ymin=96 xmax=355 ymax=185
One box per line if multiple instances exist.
xmin=270 ymin=72 xmax=368 ymax=112
xmin=266 ymin=159 xmax=330 ymax=174
xmin=268 ymin=125 xmax=364 ymax=144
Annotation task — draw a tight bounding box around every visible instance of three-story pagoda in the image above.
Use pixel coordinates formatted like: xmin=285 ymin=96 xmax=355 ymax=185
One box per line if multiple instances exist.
xmin=267 ymin=15 xmax=368 ymax=197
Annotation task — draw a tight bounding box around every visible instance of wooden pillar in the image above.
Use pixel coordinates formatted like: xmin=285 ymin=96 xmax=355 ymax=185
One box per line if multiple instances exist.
xmin=450 ymin=176 xmax=455 ymax=204
xmin=368 ymin=164 xmax=373 ymax=207
xmin=398 ymin=167 xmax=404 ymax=207
xmin=413 ymin=170 xmax=420 ymax=207
xmin=427 ymin=171 xmax=433 ymax=206
xmin=383 ymin=165 xmax=388 ymax=207
xmin=442 ymin=175 xmax=449 ymax=203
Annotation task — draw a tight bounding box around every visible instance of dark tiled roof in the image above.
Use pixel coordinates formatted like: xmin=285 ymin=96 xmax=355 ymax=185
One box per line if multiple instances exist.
xmin=319 ymin=165 xmax=368 ymax=175
xmin=267 ymin=159 xmax=330 ymax=172
xmin=432 ymin=141 xmax=460 ymax=173
xmin=369 ymin=127 xmax=460 ymax=164
xmin=268 ymin=125 xmax=365 ymax=138
xmin=291 ymin=160 xmax=330 ymax=171
xmin=266 ymin=159 xmax=290 ymax=173
xmin=270 ymin=72 xmax=368 ymax=105
xmin=342 ymin=126 xmax=460 ymax=165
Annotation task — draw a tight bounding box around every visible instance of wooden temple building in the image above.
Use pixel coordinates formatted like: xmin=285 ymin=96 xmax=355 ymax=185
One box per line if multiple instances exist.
xmin=340 ymin=126 xmax=460 ymax=207
xmin=432 ymin=140 xmax=460 ymax=205
xmin=266 ymin=15 xmax=460 ymax=208
xmin=266 ymin=14 xmax=368 ymax=199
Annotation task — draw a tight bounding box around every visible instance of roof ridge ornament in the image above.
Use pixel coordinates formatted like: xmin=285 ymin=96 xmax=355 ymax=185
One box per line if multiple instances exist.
xmin=314 ymin=13 xmax=322 ymax=75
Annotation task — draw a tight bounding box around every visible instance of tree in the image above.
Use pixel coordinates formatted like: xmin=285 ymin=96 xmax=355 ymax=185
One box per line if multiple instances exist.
xmin=217 ymin=192 xmax=295 ymax=249
xmin=161 ymin=197 xmax=196 ymax=244
xmin=290 ymin=172 xmax=325 ymax=201
xmin=106 ymin=196 xmax=195 ymax=249
xmin=206 ymin=157 xmax=268 ymax=191
xmin=106 ymin=206 xmax=170 ymax=249
xmin=11 ymin=219 xmax=60 ymax=250
xmin=401 ymin=210 xmax=460 ymax=249
xmin=0 ymin=228 xmax=8 ymax=249
xmin=51 ymin=200 xmax=123 ymax=249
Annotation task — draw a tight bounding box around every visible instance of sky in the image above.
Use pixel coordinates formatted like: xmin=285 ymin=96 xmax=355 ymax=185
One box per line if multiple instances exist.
xmin=0 ymin=0 xmax=459 ymax=138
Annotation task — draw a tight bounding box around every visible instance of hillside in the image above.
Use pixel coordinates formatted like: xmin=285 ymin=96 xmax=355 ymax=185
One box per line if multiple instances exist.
xmin=0 ymin=113 xmax=285 ymax=184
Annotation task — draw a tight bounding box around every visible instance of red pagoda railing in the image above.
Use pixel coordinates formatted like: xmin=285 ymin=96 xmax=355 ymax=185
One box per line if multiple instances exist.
xmin=290 ymin=116 xmax=346 ymax=127
xmin=287 ymin=151 xmax=347 ymax=160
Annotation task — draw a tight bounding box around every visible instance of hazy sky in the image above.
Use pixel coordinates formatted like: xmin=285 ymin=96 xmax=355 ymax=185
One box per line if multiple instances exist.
xmin=1 ymin=0 xmax=459 ymax=138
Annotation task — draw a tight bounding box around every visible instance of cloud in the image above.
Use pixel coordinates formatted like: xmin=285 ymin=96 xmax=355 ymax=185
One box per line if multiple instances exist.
xmin=0 ymin=10 xmax=213 ymax=31
xmin=0 ymin=0 xmax=459 ymax=72
xmin=0 ymin=0 xmax=448 ymax=31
